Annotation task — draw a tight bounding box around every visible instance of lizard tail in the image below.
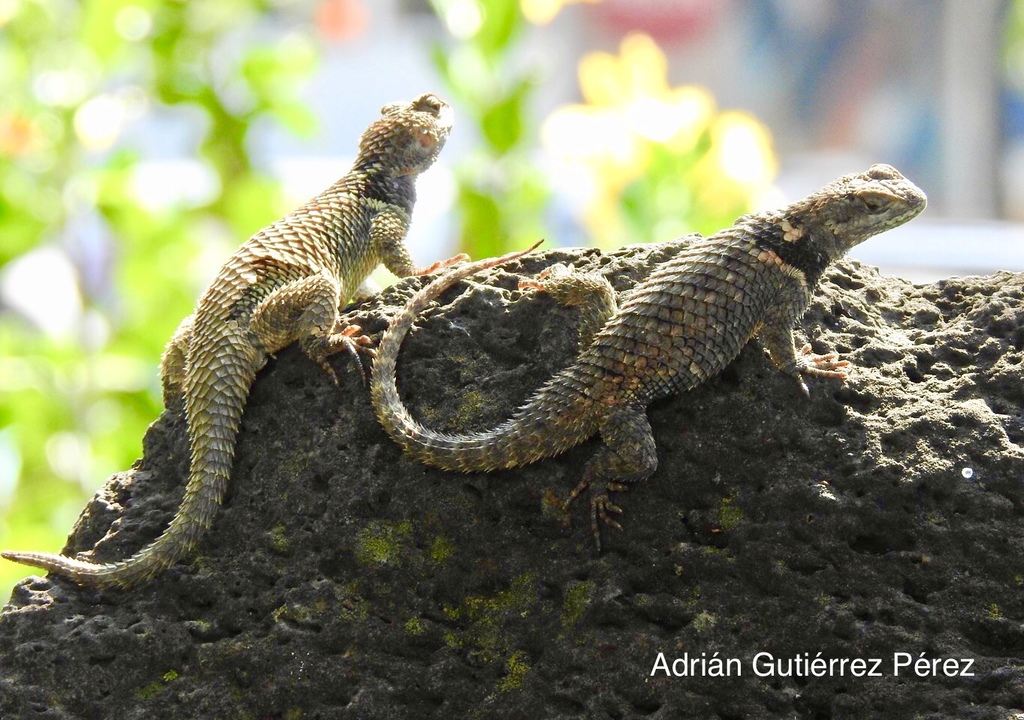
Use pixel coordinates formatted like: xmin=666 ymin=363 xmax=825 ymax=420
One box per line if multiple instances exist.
xmin=371 ymin=241 xmax=592 ymax=473
xmin=2 ymin=340 xmax=259 ymax=588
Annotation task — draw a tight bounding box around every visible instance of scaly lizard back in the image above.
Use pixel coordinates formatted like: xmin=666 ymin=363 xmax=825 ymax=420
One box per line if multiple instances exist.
xmin=372 ymin=165 xmax=927 ymax=546
xmin=3 ymin=93 xmax=461 ymax=587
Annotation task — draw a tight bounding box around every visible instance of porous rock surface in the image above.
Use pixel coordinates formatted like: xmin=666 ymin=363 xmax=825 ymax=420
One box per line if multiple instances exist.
xmin=0 ymin=242 xmax=1022 ymax=719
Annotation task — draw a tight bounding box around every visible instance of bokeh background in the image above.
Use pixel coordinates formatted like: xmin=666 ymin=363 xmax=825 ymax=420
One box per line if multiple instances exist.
xmin=1 ymin=0 xmax=1022 ymax=598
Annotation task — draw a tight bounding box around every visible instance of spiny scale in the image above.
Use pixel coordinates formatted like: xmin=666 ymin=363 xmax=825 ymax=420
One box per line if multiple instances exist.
xmin=2 ymin=93 xmax=459 ymax=588
xmin=371 ymin=164 xmax=927 ymax=548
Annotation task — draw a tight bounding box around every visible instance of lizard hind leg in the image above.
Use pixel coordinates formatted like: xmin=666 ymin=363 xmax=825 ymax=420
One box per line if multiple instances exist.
xmin=562 ymin=406 xmax=657 ymax=550
xmin=160 ymin=314 xmax=195 ymax=405
xmin=249 ymin=274 xmax=371 ymax=384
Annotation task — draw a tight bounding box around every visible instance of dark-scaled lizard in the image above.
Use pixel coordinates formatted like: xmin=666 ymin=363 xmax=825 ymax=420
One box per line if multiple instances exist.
xmin=370 ymin=164 xmax=927 ymax=547
xmin=3 ymin=93 xmax=464 ymax=587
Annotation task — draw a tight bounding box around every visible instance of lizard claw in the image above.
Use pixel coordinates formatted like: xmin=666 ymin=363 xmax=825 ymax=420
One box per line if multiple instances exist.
xmin=794 ymin=346 xmax=851 ymax=385
xmin=416 ymin=253 xmax=470 ymax=276
xmin=517 ymin=263 xmax=572 ymax=293
xmin=789 ymin=344 xmax=849 ymax=395
xmin=563 ymin=477 xmax=627 ymax=552
xmin=336 ymin=324 xmax=372 ymax=346
xmin=590 ymin=494 xmax=625 ymax=551
xmin=799 ymin=344 xmax=849 ymax=375
xmin=317 ymin=359 xmax=342 ymax=386
xmin=796 ymin=378 xmax=810 ymax=398
xmin=310 ymin=324 xmax=376 ymax=384
xmin=595 ymin=495 xmax=624 ymax=526
xmin=338 ymin=324 xmax=376 ymax=356
xmin=562 ymin=476 xmax=589 ymax=512
xmin=339 ymin=324 xmax=373 ymax=345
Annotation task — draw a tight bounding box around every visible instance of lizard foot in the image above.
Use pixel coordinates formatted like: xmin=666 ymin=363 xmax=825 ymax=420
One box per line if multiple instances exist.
xmin=563 ymin=478 xmax=630 ymax=551
xmin=416 ymin=253 xmax=470 ymax=276
xmin=797 ymin=343 xmax=849 ymax=378
xmin=308 ymin=324 xmax=375 ymax=384
xmin=333 ymin=323 xmax=374 ymax=351
xmin=788 ymin=344 xmax=849 ymax=396
xmin=589 ymin=493 xmax=625 ymax=551
xmin=517 ymin=263 xmax=573 ymax=293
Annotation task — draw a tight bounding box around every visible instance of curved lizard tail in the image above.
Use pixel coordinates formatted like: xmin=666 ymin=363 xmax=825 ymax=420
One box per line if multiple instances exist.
xmin=2 ymin=349 xmax=258 ymax=589
xmin=371 ymin=241 xmax=591 ymax=473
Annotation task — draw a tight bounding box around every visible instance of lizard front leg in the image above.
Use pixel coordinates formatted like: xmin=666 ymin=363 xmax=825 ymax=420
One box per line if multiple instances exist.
xmin=519 ymin=264 xmax=619 ymax=347
xmin=372 ymin=208 xmax=468 ymax=278
xmin=563 ymin=405 xmax=657 ymax=550
xmin=757 ymin=322 xmax=849 ymax=396
xmin=249 ymin=274 xmax=371 ymax=383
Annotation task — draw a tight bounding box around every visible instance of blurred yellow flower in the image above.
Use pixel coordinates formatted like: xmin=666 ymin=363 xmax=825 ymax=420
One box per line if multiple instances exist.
xmin=541 ymin=32 xmax=777 ymax=247
xmin=579 ymin=33 xmax=669 ymax=106
xmin=544 ymin=35 xmax=714 ymax=191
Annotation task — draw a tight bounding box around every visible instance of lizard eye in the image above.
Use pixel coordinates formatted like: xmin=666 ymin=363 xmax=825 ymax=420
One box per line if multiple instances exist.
xmin=414 ymin=94 xmax=443 ymax=115
xmin=859 ymin=193 xmax=889 ymax=213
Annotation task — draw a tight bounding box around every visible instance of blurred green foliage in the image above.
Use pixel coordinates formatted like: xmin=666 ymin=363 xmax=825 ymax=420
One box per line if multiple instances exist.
xmin=0 ymin=0 xmax=317 ymax=599
xmin=428 ymin=0 xmax=550 ymax=257
xmin=1005 ymin=0 xmax=1024 ymax=92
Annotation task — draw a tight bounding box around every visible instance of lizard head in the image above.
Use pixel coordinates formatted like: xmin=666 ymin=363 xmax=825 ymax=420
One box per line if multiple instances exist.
xmin=790 ymin=163 xmax=928 ymax=258
xmin=358 ymin=93 xmax=454 ymax=176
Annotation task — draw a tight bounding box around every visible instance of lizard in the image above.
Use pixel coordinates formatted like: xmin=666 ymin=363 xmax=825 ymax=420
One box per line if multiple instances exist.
xmin=370 ymin=164 xmax=927 ymax=548
xmin=2 ymin=92 xmax=465 ymax=588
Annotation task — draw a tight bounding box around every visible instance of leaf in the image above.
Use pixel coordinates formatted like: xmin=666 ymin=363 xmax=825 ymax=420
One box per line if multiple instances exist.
xmin=480 ymin=78 xmax=533 ymax=152
xmin=475 ymin=0 xmax=521 ymax=59
xmin=268 ymin=101 xmax=318 ymax=139
xmin=220 ymin=172 xmax=285 ymax=238
xmin=457 ymin=183 xmax=505 ymax=258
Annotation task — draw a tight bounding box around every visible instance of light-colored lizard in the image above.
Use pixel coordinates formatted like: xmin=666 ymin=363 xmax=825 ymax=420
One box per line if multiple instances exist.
xmin=370 ymin=164 xmax=927 ymax=547
xmin=3 ymin=92 xmax=463 ymax=587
